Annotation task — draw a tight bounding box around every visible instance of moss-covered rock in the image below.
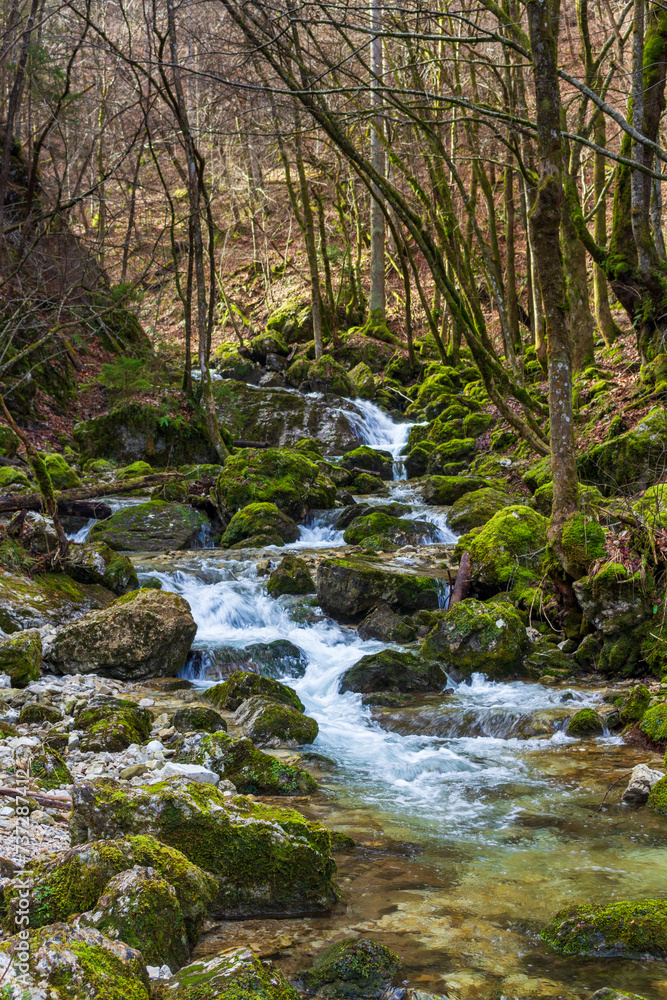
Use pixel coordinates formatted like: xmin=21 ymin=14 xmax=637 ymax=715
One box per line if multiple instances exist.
xmin=308 ymin=355 xmax=354 ymax=396
xmin=522 ymin=457 xmax=552 ymax=493
xmin=4 ymin=834 xmax=216 ymax=943
xmin=18 ymin=702 xmax=62 ymax=725
xmin=578 ymin=407 xmax=667 ymax=494
xmin=267 ymin=554 xmax=314 ymax=597
xmin=339 ymin=650 xmax=446 ymax=693
xmin=0 ymin=466 xmax=30 ymax=490
xmin=0 ymin=569 xmax=115 ymax=634
xmin=164 ymin=945 xmax=301 ymax=1000
xmin=343 ymin=512 xmax=437 ymax=550
xmin=43 ymin=451 xmax=81 ymax=488
xmin=341 ymin=446 xmax=393 ymax=481
xmin=420 ymin=599 xmax=527 ymax=680
xmin=351 ymin=472 xmax=389 ymax=495
xmin=249 ymin=333 xmax=289 ymax=362
xmin=50 ymin=588 xmax=196 ymax=680
xmin=426 ymin=438 xmax=477 ymax=474
xmin=462 ymin=411 xmax=495 ymax=439
xmin=69 ymin=778 xmax=338 ymax=917
xmin=0 ymin=627 xmax=41 ymax=686
xmin=267 ymin=298 xmax=314 ymax=344
xmin=222 ymin=502 xmax=299 ymax=548
xmin=316 ymin=556 xmax=441 ymax=621
xmin=647 ymin=774 xmax=667 ymax=814
xmin=173 ymin=706 xmax=228 ymax=734
xmin=242 ymin=640 xmax=308 ymax=678
xmin=466 ymin=505 xmax=548 ymax=596
xmin=74 ymin=400 xmax=219 ymax=467
xmin=567 ymin=708 xmax=603 ymax=737
xmin=0 ymin=424 xmax=20 ymax=458
xmin=216 ymin=448 xmax=335 ymax=519
xmin=357 ymin=604 xmax=417 ymax=643
xmin=179 ymin=733 xmax=317 ymax=796
xmin=561 ymin=512 xmax=607 ymax=577
xmin=0 ymin=923 xmax=151 ymax=999
xmin=573 ymin=563 xmax=652 ymax=635
xmin=77 ymin=864 xmax=190 ymax=970
xmin=75 ymin=696 xmax=152 ymax=751
xmin=233 ymin=696 xmax=318 ymax=746
xmin=296 ymin=937 xmax=401 ymax=998
xmin=31 ymin=745 xmax=73 ymax=789
xmin=541 ymin=899 xmax=667 ymax=958
xmin=349 ymin=362 xmax=376 ymax=399
xmin=619 ymin=684 xmax=651 ymax=725
xmin=447 ymin=488 xmax=514 ymax=533
xmin=639 ymin=704 xmax=667 ymax=745
xmin=204 ymin=671 xmax=304 ymax=712
xmin=421 ymin=475 xmax=493 ymax=506
xmin=151 ymin=479 xmax=190 ymax=503
xmin=89 ymin=500 xmax=208 ymax=552
xmin=65 ymin=541 xmax=139 ymax=594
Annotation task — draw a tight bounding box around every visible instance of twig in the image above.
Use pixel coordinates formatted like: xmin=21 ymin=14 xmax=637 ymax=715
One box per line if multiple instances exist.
xmin=595 ymin=771 xmax=633 ymax=812
xmin=0 ymin=787 xmax=71 ymax=811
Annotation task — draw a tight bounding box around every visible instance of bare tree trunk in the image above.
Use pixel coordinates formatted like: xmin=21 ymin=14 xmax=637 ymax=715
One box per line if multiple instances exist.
xmin=592 ymin=112 xmax=623 ymax=345
xmin=369 ymin=0 xmax=385 ymax=321
xmin=561 ymin=201 xmax=596 ymax=369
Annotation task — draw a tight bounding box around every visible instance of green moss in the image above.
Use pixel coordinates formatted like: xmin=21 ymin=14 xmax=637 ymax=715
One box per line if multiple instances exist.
xmin=18 ymin=702 xmax=62 ymax=725
xmin=619 ymin=683 xmax=651 ymax=725
xmin=222 ymin=502 xmax=299 ymax=548
xmin=462 ymin=411 xmax=495 ymax=438
xmin=351 ymin=472 xmax=389 ymax=495
xmin=76 ymin=697 xmax=152 ymax=752
xmin=151 ymin=480 xmax=190 ymax=503
xmin=343 ymin=512 xmax=436 ymax=550
xmin=0 ymin=466 xmax=30 ymax=490
xmin=349 ymin=362 xmax=376 ymax=399
xmin=180 ymin=734 xmax=317 ymax=796
xmin=421 ymin=598 xmax=527 ymax=679
xmin=421 ymin=475 xmax=493 ymax=505
xmin=427 ymin=437 xmax=477 ymax=473
xmin=31 ymin=745 xmax=72 ymax=789
xmin=0 ymin=628 xmax=41 ymax=686
xmin=267 ymin=298 xmax=313 ymax=344
xmin=566 ymin=707 xmax=603 ymax=737
xmin=162 ymin=945 xmax=301 ymax=1000
xmin=578 ymin=407 xmax=667 ymax=493
xmin=341 ymin=445 xmax=393 ymax=480
xmin=648 ymin=774 xmax=667 ymax=814
xmin=42 ymin=452 xmax=81 ymax=489
xmin=307 ymin=355 xmax=354 ymax=396
xmin=172 ymin=706 xmax=227 ymax=733
xmin=561 ymin=512 xmax=607 ymax=576
xmin=0 ymin=424 xmax=20 ymax=458
xmin=541 ymin=899 xmax=667 ymax=958
xmin=522 ymin=457 xmax=552 ymax=493
xmin=216 ymin=448 xmax=335 ymax=518
xmin=297 ymin=938 xmax=401 ymax=998
xmin=119 ymin=460 xmax=154 ymax=478
xmin=448 ymin=487 xmax=514 ymax=533
xmin=205 ymin=671 xmax=304 ymax=712
xmin=339 ymin=649 xmax=446 ymax=693
xmin=640 ymin=703 xmax=667 ymax=745
xmin=267 ymin=554 xmax=314 ymax=597
xmin=89 ymin=500 xmax=207 ymax=551
xmin=235 ymin=696 xmax=318 ymax=745
xmin=467 ymin=505 xmax=548 ymax=595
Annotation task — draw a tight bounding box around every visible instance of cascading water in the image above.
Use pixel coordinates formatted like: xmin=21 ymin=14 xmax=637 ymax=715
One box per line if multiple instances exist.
xmin=341 ymin=397 xmax=415 ymax=479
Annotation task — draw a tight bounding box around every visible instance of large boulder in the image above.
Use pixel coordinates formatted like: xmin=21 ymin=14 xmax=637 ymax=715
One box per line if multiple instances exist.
xmin=89 ymin=500 xmax=208 ymax=551
xmin=447 ymin=488 xmax=515 ymax=533
xmin=43 ymin=451 xmax=81 ymax=488
xmin=0 ymin=628 xmax=41 ymax=686
xmin=420 ymin=599 xmax=528 ymax=680
xmin=465 ymin=505 xmax=548 ymax=596
xmin=578 ymin=407 xmax=667 ymax=493
xmin=74 ymin=400 xmax=219 ymax=466
xmin=339 ymin=650 xmax=446 ymax=693
xmin=49 ymin=588 xmax=197 ymax=679
xmin=357 ymin=604 xmax=417 ymax=643
xmin=221 ymin=502 xmax=299 ymax=548
xmin=215 ymin=448 xmax=336 ymax=519
xmin=317 ymin=556 xmax=442 ymax=621
xmin=166 ymin=946 xmax=301 ymax=1000
xmin=295 ymin=938 xmax=401 ymax=999
xmin=267 ymin=554 xmax=315 ymax=596
xmin=573 ymin=563 xmax=651 ymax=635
xmin=541 ymin=899 xmax=667 ymax=958
xmin=204 ymin=671 xmax=304 ymax=712
xmin=421 ymin=475 xmax=493 ymax=505
xmin=343 ymin=512 xmax=437 ymax=550
xmin=307 ymin=355 xmax=354 ymax=396
xmin=0 ymin=569 xmax=115 ymax=633
xmin=65 ymin=540 xmax=139 ymax=594
xmin=341 ymin=445 xmax=393 ymax=480
xmin=233 ymin=695 xmax=319 ymax=746
xmin=75 ymin=695 xmax=153 ymax=751
xmin=0 ymin=923 xmax=151 ymax=1000
xmin=69 ymin=778 xmax=338 ymax=917
xmin=178 ymin=733 xmax=317 ymax=795
xmin=566 ymin=708 xmax=603 ymax=737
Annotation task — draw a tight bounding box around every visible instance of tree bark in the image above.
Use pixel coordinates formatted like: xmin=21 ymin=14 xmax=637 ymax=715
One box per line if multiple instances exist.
xmin=369 ymin=0 xmax=386 ymax=320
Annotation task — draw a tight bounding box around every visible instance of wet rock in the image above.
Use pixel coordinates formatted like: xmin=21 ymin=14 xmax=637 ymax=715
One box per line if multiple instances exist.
xmin=464 ymin=505 xmax=548 ymax=597
xmin=75 ymin=864 xmax=190 ymax=969
xmin=172 ymin=705 xmax=227 ymax=733
xmin=205 ymin=670 xmax=304 ymax=712
xmin=3 ymin=834 xmax=216 ymax=942
xmin=191 ymin=640 xmax=308 ymax=681
xmin=587 ymin=990 xmax=649 ymax=1000
xmin=69 ymin=778 xmax=338 ymax=917
xmin=573 ymin=633 xmax=602 ymax=669
xmin=233 ymin=695 xmax=319 ymax=746
xmin=216 ymin=447 xmax=336 ymax=519
xmin=420 ymin=599 xmax=527 ymax=680
xmin=351 ymin=472 xmax=390 ymax=495
xmin=89 ymin=500 xmax=208 ymax=551
xmin=0 ymin=569 xmax=115 ymax=633
xmin=566 ymin=707 xmax=603 ymax=737
xmin=343 ymin=512 xmax=437 ymax=551
xmin=222 ymin=502 xmax=299 ymax=548
xmin=339 ymin=650 xmax=446 ymax=694
xmin=0 ymin=922 xmax=151 ymax=999
xmin=0 ymin=628 xmax=41 ymax=687
xmin=622 ymin=764 xmax=663 ymax=805
xmin=341 ymin=445 xmax=394 ymax=480
xmin=295 ymin=937 xmax=401 ymax=998
xmin=357 ymin=604 xmax=417 ymax=643
xmin=541 ymin=899 xmax=667 ymax=957
xmin=178 ymin=732 xmax=317 ymax=795
xmin=75 ymin=696 xmax=152 ymax=751
xmin=49 ymin=588 xmax=197 ymax=680
xmin=619 ymin=684 xmax=651 ymax=725
xmin=18 ymin=702 xmax=62 ymax=724
xmin=573 ymin=563 xmax=651 ymax=635
xmin=65 ymin=540 xmax=139 ymax=594
xmin=317 ymin=556 xmax=441 ymax=621
xmin=267 ymin=554 xmax=315 ymax=597
xmin=578 ymin=406 xmax=667 ymax=493
xmin=447 ymin=487 xmax=514 ymax=533
xmin=167 ymin=946 xmax=301 ymax=1000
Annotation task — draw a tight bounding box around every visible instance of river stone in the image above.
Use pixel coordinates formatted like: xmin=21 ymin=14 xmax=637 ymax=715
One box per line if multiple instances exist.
xmin=205 ymin=670 xmax=304 ymax=712
xmin=233 ymin=695 xmax=319 ymax=746
xmin=0 ymin=569 xmax=115 ymax=633
xmin=296 ymin=937 xmax=401 ymax=999
xmin=622 ymin=764 xmax=664 ymax=805
xmin=68 ymin=778 xmax=338 ymax=917
xmin=178 ymin=733 xmax=318 ymax=796
xmin=317 ymin=556 xmax=441 ymax=621
xmin=75 ymin=696 xmax=153 ymax=752
xmin=65 ymin=540 xmax=139 ymax=594
xmin=75 ymin=864 xmax=190 ymax=970
xmin=89 ymin=500 xmax=208 ymax=551
xmin=357 ymin=604 xmax=417 ymax=643
xmin=341 ymin=445 xmax=394 ymax=480
xmin=420 ymin=599 xmax=527 ymax=680
xmin=49 ymin=588 xmax=197 ymax=680
xmin=151 ymin=762 xmax=220 ymax=786
xmin=166 ymin=946 xmax=301 ymax=1000
xmin=172 ymin=705 xmax=227 ymax=734
xmin=343 ymin=512 xmax=438 ymax=550
xmin=188 ymin=640 xmax=309 ymax=681
xmin=465 ymin=505 xmax=548 ymax=596
xmin=541 ymin=899 xmax=667 ymax=958
xmin=267 ymin=554 xmax=315 ymax=597
xmin=447 ymin=487 xmax=515 ymax=533
xmin=222 ymin=502 xmax=299 ymax=548
xmin=339 ymin=650 xmax=446 ymax=694
xmin=215 ymin=447 xmax=336 ymax=519
xmin=566 ymin=707 xmax=604 ymax=737
xmin=0 ymin=923 xmax=151 ymax=999
xmin=0 ymin=628 xmax=41 ymax=687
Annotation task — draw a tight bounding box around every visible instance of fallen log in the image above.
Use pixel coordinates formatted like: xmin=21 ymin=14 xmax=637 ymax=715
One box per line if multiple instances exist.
xmin=350 ymin=466 xmax=382 ymax=478
xmin=0 ymin=473 xmax=184 ymax=515
xmin=58 ymin=500 xmax=112 ymax=519
xmin=232 ymin=439 xmax=271 ymax=449
xmin=448 ymin=551 xmax=470 ymax=606
xmin=0 ymin=787 xmax=71 ymax=811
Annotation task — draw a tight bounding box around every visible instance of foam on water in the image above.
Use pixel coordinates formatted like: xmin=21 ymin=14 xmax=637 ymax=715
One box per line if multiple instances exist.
xmin=340 ymin=397 xmax=414 ymax=479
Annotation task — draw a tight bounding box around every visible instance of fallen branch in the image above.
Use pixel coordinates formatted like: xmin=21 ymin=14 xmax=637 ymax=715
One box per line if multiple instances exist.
xmin=232 ymin=440 xmax=271 ymax=449
xmin=449 ymin=551 xmax=470 ymax=606
xmin=595 ymin=770 xmax=633 ymax=813
xmin=0 ymin=787 xmax=71 ymax=811
xmin=0 ymin=473 xmax=184 ymax=514
xmin=350 ymin=466 xmax=382 ymax=478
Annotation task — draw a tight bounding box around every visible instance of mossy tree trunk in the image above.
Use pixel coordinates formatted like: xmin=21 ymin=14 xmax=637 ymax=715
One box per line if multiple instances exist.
xmin=526 ymin=0 xmax=579 ymax=557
